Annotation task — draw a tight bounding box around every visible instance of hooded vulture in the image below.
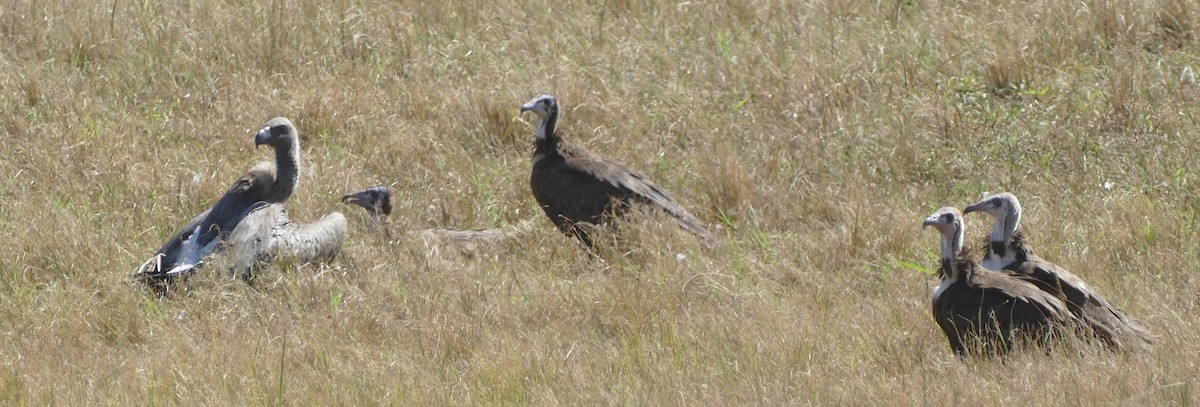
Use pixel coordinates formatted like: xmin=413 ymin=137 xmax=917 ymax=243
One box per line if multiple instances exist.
xmin=135 ymin=118 xmax=346 ymax=287
xmin=964 ymin=192 xmax=1154 ymax=350
xmin=519 ymin=94 xmax=714 ymax=248
xmin=923 ymin=207 xmax=1073 ymax=356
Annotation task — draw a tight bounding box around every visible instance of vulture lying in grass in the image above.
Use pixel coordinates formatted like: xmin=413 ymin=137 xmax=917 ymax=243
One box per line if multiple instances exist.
xmin=519 ymin=94 xmax=714 ymax=249
xmin=964 ymin=192 xmax=1154 ymax=350
xmin=340 ymin=186 xmax=525 ymax=258
xmin=923 ymin=207 xmax=1074 ymax=356
xmin=340 ymin=186 xmax=392 ymax=230
xmin=135 ymin=118 xmax=347 ymax=289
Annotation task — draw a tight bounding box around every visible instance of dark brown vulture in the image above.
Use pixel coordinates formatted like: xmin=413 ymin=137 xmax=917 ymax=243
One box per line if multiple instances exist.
xmin=964 ymin=192 xmax=1154 ymax=350
xmin=341 ymin=185 xmax=522 ymax=258
xmin=341 ymin=186 xmax=392 ymax=230
xmin=923 ymin=206 xmax=1073 ymax=356
xmin=135 ymin=118 xmax=346 ymax=287
xmin=519 ymin=94 xmax=714 ymax=248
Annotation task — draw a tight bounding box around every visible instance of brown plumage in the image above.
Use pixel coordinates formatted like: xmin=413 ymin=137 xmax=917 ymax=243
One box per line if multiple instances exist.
xmin=964 ymin=192 xmax=1154 ymax=351
xmin=341 ymin=185 xmax=524 ymax=258
xmin=924 ymin=207 xmax=1074 ymax=356
xmin=136 ymin=118 xmax=346 ymax=289
xmin=519 ymin=94 xmax=714 ymax=248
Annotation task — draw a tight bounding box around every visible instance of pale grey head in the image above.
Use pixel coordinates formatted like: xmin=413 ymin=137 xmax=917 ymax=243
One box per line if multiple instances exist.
xmin=924 ymin=206 xmax=965 ymax=260
xmin=519 ymin=94 xmax=557 ymax=118
xmin=520 ymin=94 xmax=559 ymax=142
xmin=255 ymin=117 xmax=298 ymax=149
xmin=963 ymin=192 xmax=1022 ymax=243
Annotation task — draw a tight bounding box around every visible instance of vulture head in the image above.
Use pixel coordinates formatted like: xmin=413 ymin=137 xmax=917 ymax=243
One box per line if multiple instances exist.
xmin=520 ymin=94 xmax=559 ymax=142
xmin=963 ymin=192 xmax=1022 ymax=243
xmin=924 ymin=206 xmax=965 ymax=262
xmin=341 ymin=186 xmax=393 ymax=225
xmin=520 ymin=94 xmax=557 ymax=118
xmin=255 ymin=117 xmax=299 ymax=150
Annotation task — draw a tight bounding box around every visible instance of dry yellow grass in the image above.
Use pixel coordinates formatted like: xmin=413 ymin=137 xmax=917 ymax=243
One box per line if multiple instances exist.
xmin=0 ymin=0 xmax=1198 ymax=404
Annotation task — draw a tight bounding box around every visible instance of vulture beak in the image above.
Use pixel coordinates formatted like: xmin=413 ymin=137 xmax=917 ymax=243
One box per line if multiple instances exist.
xmin=340 ymin=191 xmax=371 ymax=208
xmin=254 ymin=127 xmax=271 ymax=147
xmin=962 ymin=201 xmax=985 ymax=215
xmin=341 ymin=187 xmax=393 ymax=217
xmin=520 ymin=100 xmax=544 ymax=115
xmin=923 ymin=214 xmax=951 ymax=234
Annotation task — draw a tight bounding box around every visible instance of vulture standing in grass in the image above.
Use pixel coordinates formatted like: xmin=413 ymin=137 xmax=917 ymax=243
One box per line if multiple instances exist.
xmin=964 ymin=192 xmax=1154 ymax=350
xmin=924 ymin=206 xmax=1074 ymax=356
xmin=518 ymin=94 xmax=714 ymax=248
xmin=135 ymin=118 xmax=346 ymax=287
xmin=341 ymin=185 xmax=524 ymax=257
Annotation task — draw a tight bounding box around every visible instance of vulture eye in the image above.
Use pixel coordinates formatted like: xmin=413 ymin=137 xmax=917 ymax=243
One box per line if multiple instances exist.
xmin=270 ymin=124 xmax=289 ymax=136
xmin=991 ymin=198 xmax=1000 ymax=207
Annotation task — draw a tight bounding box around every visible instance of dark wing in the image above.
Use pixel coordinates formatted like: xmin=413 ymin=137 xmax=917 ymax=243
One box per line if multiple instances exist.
xmin=933 ymin=262 xmax=1072 ymax=356
xmin=154 ymin=209 xmax=210 ymax=269
xmin=145 ymin=168 xmax=274 ymax=277
xmin=974 ymin=268 xmax=1074 ymax=325
xmin=558 ymin=145 xmax=714 ymax=243
xmin=931 ymin=281 xmax=968 ymax=355
xmin=1007 ymin=251 xmax=1154 ymax=349
xmin=190 ymin=173 xmax=272 ymax=249
xmin=536 ymin=164 xmax=631 ymax=222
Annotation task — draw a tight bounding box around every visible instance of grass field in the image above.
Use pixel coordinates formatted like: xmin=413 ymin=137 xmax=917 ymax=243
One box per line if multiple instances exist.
xmin=0 ymin=0 xmax=1198 ymax=404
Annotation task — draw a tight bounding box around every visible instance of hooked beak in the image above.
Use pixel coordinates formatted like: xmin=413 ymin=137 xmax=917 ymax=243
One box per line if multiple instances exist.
xmin=923 ymin=215 xmax=950 ymax=234
xmin=341 ymin=191 xmax=371 ymax=208
xmin=962 ymin=202 xmax=985 ymax=215
xmin=341 ymin=187 xmax=392 ymax=217
xmin=520 ymin=100 xmax=541 ymax=114
xmin=254 ymin=128 xmax=270 ymax=147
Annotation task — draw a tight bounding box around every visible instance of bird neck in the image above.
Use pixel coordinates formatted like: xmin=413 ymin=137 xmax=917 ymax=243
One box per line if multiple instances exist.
xmin=272 ymin=141 xmax=300 ymax=202
xmin=940 ymin=228 xmax=964 ymax=280
xmin=534 ymin=110 xmax=559 ymax=152
xmin=987 ymin=209 xmax=1019 ymax=254
xmin=940 ymin=258 xmax=959 ymax=281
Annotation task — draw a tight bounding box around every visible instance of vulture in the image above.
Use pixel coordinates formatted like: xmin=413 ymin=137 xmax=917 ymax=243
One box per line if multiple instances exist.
xmin=340 ymin=185 xmax=392 ymax=230
xmin=519 ymin=94 xmax=714 ymax=248
xmin=923 ymin=206 xmax=1074 ymax=356
xmin=135 ymin=118 xmax=347 ymax=287
xmin=340 ymin=185 xmax=524 ymax=257
xmin=964 ymin=192 xmax=1154 ymax=350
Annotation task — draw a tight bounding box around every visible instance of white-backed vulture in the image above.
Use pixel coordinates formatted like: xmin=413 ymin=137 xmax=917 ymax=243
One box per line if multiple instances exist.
xmin=519 ymin=94 xmax=714 ymax=248
xmin=924 ymin=207 xmax=1074 ymax=356
xmin=135 ymin=118 xmax=346 ymax=288
xmin=964 ymin=192 xmax=1154 ymax=350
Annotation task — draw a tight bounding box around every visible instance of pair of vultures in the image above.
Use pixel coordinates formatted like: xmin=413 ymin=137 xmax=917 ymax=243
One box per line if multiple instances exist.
xmin=923 ymin=194 xmax=1153 ymax=356
xmin=336 ymin=95 xmax=715 ymax=250
xmin=136 ymin=95 xmax=713 ymax=287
